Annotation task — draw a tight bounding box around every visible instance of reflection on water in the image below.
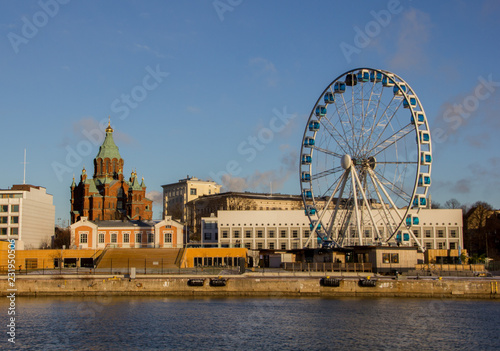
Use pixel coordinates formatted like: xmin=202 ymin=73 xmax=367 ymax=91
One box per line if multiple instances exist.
xmin=2 ymin=296 xmax=500 ymax=350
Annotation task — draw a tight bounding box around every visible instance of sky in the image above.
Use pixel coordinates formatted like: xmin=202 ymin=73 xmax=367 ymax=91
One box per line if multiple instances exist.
xmin=0 ymin=0 xmax=499 ymax=224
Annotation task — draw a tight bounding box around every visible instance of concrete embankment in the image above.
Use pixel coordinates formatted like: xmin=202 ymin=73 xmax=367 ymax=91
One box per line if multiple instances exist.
xmin=2 ymin=275 xmax=499 ymax=299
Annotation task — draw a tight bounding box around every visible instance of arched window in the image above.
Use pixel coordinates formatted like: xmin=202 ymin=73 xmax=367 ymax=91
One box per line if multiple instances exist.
xmin=135 ymin=207 xmax=140 ymax=216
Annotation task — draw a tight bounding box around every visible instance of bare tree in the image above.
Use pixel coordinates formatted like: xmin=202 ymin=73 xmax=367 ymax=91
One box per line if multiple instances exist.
xmin=444 ymin=198 xmax=461 ymax=209
xmin=465 ymin=201 xmax=494 ymax=256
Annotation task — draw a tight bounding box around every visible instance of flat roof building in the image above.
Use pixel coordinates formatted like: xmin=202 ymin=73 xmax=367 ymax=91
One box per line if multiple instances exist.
xmin=0 ymin=184 xmax=55 ymax=250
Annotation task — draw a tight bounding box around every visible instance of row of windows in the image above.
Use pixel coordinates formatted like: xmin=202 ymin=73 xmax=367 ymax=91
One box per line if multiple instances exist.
xmin=220 ymin=229 xmax=310 ymax=239
xmin=0 ymin=216 xmax=18 ymax=224
xmin=0 ymin=194 xmax=23 ymax=199
xmin=80 ymin=232 xmax=173 ymax=244
xmin=0 ymin=228 xmax=18 ymax=235
xmin=0 ymin=205 xmax=19 ymax=212
xmin=193 ymin=256 xmax=240 ymax=267
xmin=221 ymin=223 xmax=307 ymax=227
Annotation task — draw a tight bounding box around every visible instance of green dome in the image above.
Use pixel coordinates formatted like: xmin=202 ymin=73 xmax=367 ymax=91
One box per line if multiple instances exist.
xmin=96 ymin=128 xmax=122 ymax=160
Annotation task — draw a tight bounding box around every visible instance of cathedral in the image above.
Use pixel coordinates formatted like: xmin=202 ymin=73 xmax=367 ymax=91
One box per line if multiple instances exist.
xmin=70 ymin=121 xmax=153 ymax=223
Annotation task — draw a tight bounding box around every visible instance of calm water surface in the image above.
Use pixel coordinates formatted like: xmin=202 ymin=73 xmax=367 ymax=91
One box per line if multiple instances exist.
xmin=1 ymin=296 xmax=499 ymax=350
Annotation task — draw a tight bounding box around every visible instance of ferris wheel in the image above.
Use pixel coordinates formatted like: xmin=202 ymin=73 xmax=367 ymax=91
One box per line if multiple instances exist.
xmin=300 ymin=68 xmax=432 ymax=251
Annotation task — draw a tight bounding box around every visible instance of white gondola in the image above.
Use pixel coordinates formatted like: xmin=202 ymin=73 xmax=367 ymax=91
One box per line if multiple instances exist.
xmin=419 ymin=131 xmax=430 ymax=144
xmin=418 ymin=173 xmax=431 ymax=187
xmin=304 ymin=137 xmax=315 ymax=147
xmin=345 ymin=73 xmax=357 ymax=86
xmin=403 ymin=95 xmax=417 ymax=109
xmin=393 ymin=83 xmax=407 ymax=96
xmin=411 ymin=111 xmax=425 ymax=125
xmin=357 ymin=69 xmax=370 ymax=82
xmin=315 ymin=105 xmax=327 ymax=117
xmin=301 ymin=171 xmax=311 ymax=182
xmin=412 ymin=194 xmax=427 ymax=208
xmin=301 ymin=154 xmax=312 ymax=165
xmin=421 ymin=152 xmax=432 ymax=165
xmin=309 ymin=120 xmax=320 ymax=131
xmin=334 ymin=81 xmax=346 ymax=93
xmin=370 ymin=71 xmax=383 ymax=83
xmin=382 ymin=73 xmax=395 ymax=87
xmin=324 ymin=92 xmax=335 ymax=104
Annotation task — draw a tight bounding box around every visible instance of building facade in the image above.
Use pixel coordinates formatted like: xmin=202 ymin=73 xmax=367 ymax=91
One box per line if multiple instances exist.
xmin=202 ymin=209 xmax=463 ymax=251
xmin=161 ymin=176 xmax=221 ymax=224
xmin=70 ymin=216 xmax=185 ymax=249
xmin=0 ymin=184 xmax=55 ymax=249
xmin=70 ymin=122 xmax=153 ymax=223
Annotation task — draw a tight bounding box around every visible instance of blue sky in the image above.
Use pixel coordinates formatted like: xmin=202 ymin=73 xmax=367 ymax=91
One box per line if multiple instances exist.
xmin=1 ymin=0 xmax=499 ymax=224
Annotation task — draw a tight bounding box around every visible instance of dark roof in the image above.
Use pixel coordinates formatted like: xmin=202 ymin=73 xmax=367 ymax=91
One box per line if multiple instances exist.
xmin=92 ymin=219 xmax=160 ymax=228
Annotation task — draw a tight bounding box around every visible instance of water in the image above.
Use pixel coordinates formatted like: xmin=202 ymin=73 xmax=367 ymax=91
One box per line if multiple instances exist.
xmin=2 ymin=296 xmax=499 ymax=350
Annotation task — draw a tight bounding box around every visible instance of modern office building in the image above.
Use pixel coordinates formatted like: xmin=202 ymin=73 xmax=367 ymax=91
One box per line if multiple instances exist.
xmin=202 ymin=208 xmax=463 ymax=251
xmin=161 ymin=176 xmax=221 ymax=224
xmin=0 ymin=184 xmax=55 ymax=249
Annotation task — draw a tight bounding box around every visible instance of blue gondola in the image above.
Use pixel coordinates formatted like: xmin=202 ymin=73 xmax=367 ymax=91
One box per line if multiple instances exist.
xmin=403 ymin=233 xmax=410 ymax=241
xmin=393 ymin=83 xmax=407 ymax=96
xmin=310 ymin=222 xmax=322 ymax=230
xmin=396 ymin=232 xmax=402 ymax=242
xmin=357 ymin=69 xmax=370 ymax=82
xmin=382 ymin=74 xmax=395 ymax=87
xmin=334 ymin=81 xmax=346 ymax=93
xmin=301 ymin=154 xmax=312 ymax=164
xmin=420 ymin=131 xmax=430 ymax=144
xmin=418 ymin=173 xmax=431 ymax=187
xmin=345 ymin=73 xmax=357 ymax=86
xmin=309 ymin=121 xmax=320 ymax=131
xmin=305 ymin=206 xmax=316 ymax=215
xmin=412 ymin=195 xmax=427 ymax=208
xmin=315 ymin=105 xmax=327 ymax=117
xmin=370 ymin=71 xmax=383 ymax=83
xmin=411 ymin=112 xmax=425 ymax=125
xmin=403 ymin=95 xmax=417 ymax=109
xmin=324 ymin=92 xmax=335 ymax=104
xmin=304 ymin=137 xmax=315 ymax=147
xmin=303 ymin=189 xmax=312 ymax=199
xmin=421 ymin=152 xmax=432 ymax=165
xmin=406 ymin=214 xmax=419 ymax=226
xmin=301 ymin=172 xmax=311 ymax=181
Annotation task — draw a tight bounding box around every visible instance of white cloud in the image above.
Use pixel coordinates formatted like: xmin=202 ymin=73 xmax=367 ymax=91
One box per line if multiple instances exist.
xmin=146 ymin=190 xmax=162 ymax=204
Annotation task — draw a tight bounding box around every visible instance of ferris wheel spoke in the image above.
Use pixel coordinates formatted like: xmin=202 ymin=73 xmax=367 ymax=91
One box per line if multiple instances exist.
xmin=340 ymin=94 xmax=358 ymax=153
xmin=373 ymin=169 xmax=412 ymax=203
xmin=368 ymin=123 xmax=414 ymax=158
xmin=311 ymin=146 xmax=343 ymax=159
xmin=331 ymin=99 xmax=354 ymax=154
xmin=320 ymin=115 xmax=351 ymax=155
xmin=376 ymin=161 xmax=418 ymax=165
xmin=366 ymin=172 xmax=397 ymax=240
xmin=364 ymin=98 xmax=404 ymax=153
xmin=311 ymin=166 xmax=343 ymax=181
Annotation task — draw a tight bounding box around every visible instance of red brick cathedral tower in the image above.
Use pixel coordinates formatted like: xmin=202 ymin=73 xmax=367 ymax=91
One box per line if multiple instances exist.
xmin=70 ymin=121 xmax=153 ymax=223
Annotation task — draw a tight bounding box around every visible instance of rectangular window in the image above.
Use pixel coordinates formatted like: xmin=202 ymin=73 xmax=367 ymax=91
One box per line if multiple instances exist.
xmin=292 ymin=230 xmax=298 ymax=238
xmin=438 ymin=242 xmax=444 ymax=249
xmin=11 ymin=216 xmax=19 ymax=224
xmin=123 ymin=233 xmax=130 ymax=243
xmin=413 ymin=230 xmax=420 ymax=238
xmin=148 ymin=233 xmax=154 ymax=243
xmin=257 ymin=230 xmax=263 ymax=238
xmin=233 ymin=230 xmax=240 ymax=239
xmin=0 ymin=228 xmax=7 ymax=235
xmin=80 ymin=233 xmax=88 ymax=244
xmin=450 ymin=230 xmax=457 ymax=238
xmin=164 ymin=233 xmax=172 ymax=243
xmin=25 ymin=258 xmax=38 ymax=269
xmin=257 ymin=242 xmax=263 ymax=249
xmin=245 ymin=243 xmax=251 ymax=249
xmin=280 ymin=230 xmax=287 ymax=238
xmin=111 ymin=233 xmax=117 ymax=243
xmin=303 ymin=229 xmax=310 ymax=238
xmin=245 ymin=230 xmax=252 ymax=238
xmin=391 ymin=254 xmax=399 ymax=264
xmin=194 ymin=257 xmax=202 ymax=266
xmin=280 ymin=243 xmax=287 ymax=250
xmin=0 ymin=217 xmax=7 ymax=224
xmin=364 ymin=230 xmax=371 ymax=238
xmin=0 ymin=205 xmax=7 ymax=212
xmin=11 ymin=205 xmax=19 ymax=212
xmin=425 ymin=230 xmax=432 ymax=238
xmin=222 ymin=230 xmax=228 ymax=239
xmin=437 ymin=230 xmax=444 ymax=238
xmin=269 ymin=242 xmax=275 ymax=249
xmin=382 ymin=253 xmax=390 ymax=264
xmin=135 ymin=233 xmax=142 ymax=243
xmin=292 ymin=242 xmax=298 ymax=249
xmin=204 ymin=233 xmax=211 ymax=240
xmin=425 ymin=242 xmax=432 ymax=249
xmin=190 ymin=188 xmax=197 ymax=195
xmin=268 ymin=230 xmax=275 ymax=238
xmin=450 ymin=242 xmax=457 ymax=249
xmin=98 ymin=233 xmax=105 ymax=243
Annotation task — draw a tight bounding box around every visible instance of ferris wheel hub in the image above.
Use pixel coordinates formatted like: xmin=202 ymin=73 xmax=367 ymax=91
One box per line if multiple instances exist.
xmin=341 ymin=154 xmax=352 ymax=169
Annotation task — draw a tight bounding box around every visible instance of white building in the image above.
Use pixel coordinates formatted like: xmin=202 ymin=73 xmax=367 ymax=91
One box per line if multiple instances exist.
xmin=162 ymin=176 xmax=221 ymax=224
xmin=0 ymin=184 xmax=55 ymax=250
xmin=202 ymin=209 xmax=463 ymax=251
